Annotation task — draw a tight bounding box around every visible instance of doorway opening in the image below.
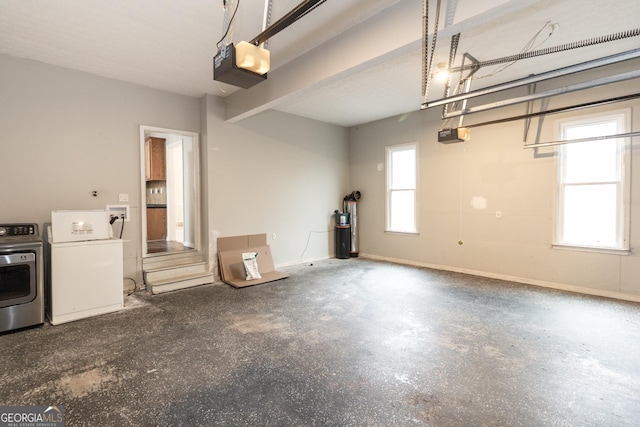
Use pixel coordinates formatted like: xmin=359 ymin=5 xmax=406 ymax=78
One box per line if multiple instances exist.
xmin=140 ymin=126 xmax=201 ymax=258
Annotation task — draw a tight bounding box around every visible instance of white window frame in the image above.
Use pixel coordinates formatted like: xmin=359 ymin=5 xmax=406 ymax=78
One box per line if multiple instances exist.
xmin=385 ymin=142 xmax=418 ymax=234
xmin=554 ymin=110 xmax=630 ymax=252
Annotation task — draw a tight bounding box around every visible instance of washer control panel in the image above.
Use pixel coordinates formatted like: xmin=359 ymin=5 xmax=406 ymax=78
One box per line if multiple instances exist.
xmin=0 ymin=224 xmax=38 ymax=237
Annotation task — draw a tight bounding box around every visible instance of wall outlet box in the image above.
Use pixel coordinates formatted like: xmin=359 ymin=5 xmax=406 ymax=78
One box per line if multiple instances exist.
xmin=107 ymin=204 xmax=130 ymax=222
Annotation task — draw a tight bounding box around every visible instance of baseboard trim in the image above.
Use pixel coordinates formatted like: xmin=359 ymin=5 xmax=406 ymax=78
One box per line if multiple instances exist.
xmin=360 ymin=253 xmax=640 ymax=304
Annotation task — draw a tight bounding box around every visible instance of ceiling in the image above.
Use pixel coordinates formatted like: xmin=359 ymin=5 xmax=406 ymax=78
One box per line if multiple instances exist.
xmin=1 ymin=0 xmax=638 ymax=127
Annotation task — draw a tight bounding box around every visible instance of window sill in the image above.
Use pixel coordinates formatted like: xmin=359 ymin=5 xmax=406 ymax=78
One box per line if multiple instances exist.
xmin=385 ymin=230 xmax=420 ymax=236
xmin=552 ymin=244 xmax=630 ymax=256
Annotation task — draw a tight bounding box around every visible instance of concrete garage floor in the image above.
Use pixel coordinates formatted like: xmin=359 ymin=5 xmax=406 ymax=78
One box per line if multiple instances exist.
xmin=2 ymin=259 xmax=640 ymax=426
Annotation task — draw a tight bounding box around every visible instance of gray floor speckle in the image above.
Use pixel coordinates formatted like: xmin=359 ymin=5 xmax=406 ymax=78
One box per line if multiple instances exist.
xmin=1 ymin=258 xmax=639 ymax=426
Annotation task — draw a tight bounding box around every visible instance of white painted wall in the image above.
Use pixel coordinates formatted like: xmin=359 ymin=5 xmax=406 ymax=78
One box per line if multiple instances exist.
xmin=0 ymin=54 xmax=200 ymax=285
xmin=349 ymin=81 xmax=640 ymax=301
xmin=202 ymin=95 xmax=350 ymax=268
xmin=1 ymin=55 xmax=351 ymax=286
xmin=4 ymin=52 xmax=636 ymax=301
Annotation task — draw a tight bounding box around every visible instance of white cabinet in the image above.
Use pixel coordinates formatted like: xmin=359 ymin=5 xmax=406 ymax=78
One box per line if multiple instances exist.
xmin=47 ymin=239 xmax=123 ymax=325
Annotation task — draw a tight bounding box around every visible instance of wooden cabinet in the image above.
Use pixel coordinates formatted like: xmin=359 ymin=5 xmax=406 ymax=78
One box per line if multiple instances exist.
xmin=147 ymin=208 xmax=167 ymax=241
xmin=145 ymin=137 xmax=167 ymax=241
xmin=145 ymin=137 xmax=166 ymax=181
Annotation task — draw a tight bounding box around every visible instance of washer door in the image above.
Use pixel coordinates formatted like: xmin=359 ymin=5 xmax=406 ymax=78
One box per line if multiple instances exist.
xmin=0 ymin=252 xmax=37 ymax=308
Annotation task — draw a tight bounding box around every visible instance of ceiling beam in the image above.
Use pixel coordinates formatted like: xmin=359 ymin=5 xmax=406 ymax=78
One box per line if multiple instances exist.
xmin=222 ymin=0 xmax=542 ymax=123
xmin=223 ymin=1 xmax=420 ymax=123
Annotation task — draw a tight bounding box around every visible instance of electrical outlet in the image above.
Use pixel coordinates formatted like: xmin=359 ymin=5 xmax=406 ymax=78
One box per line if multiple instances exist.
xmin=272 ymin=232 xmax=277 ymax=240
xmin=495 ymin=211 xmax=502 ymax=219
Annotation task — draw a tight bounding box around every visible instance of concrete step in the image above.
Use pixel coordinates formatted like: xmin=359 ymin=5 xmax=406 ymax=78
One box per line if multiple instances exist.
xmin=142 ymin=252 xmax=203 ymax=270
xmin=143 ymin=254 xmax=214 ymax=294
xmin=144 ymin=261 xmax=208 ymax=283
xmin=146 ymin=271 xmax=215 ymax=295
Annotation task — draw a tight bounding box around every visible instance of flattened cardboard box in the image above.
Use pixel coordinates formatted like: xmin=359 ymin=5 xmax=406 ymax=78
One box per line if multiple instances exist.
xmin=218 ymin=233 xmax=268 ymax=252
xmin=217 ymin=234 xmax=288 ymax=288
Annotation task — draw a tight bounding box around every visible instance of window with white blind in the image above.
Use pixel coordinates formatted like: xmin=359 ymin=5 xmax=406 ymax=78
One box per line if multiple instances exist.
xmin=386 ymin=143 xmax=417 ymax=233
xmin=556 ymin=112 xmax=629 ymax=251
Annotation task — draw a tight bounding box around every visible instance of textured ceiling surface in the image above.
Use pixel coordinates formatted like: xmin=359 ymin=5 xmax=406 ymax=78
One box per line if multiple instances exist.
xmin=1 ymin=0 xmax=638 ymax=127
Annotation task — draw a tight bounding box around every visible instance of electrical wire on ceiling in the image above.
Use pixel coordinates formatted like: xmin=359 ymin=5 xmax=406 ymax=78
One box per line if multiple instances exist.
xmin=213 ymin=0 xmax=329 ymax=88
xmin=216 ymin=0 xmax=241 ymax=54
xmin=440 ymin=20 xmax=558 ymax=125
xmin=473 ymin=21 xmax=558 ymax=80
xmin=438 ymin=22 xmax=558 ymax=128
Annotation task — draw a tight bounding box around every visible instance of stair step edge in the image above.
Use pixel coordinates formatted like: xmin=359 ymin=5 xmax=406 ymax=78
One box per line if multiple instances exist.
xmin=144 ymin=261 xmax=208 ymax=273
xmin=146 ymin=272 xmax=214 ymax=287
xmin=149 ymin=275 xmax=216 ymax=295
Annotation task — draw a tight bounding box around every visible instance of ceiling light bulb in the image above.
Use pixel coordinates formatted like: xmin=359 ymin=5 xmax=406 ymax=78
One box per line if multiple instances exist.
xmin=435 ymin=69 xmax=450 ymax=81
xmin=434 ymin=62 xmax=449 ymax=82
